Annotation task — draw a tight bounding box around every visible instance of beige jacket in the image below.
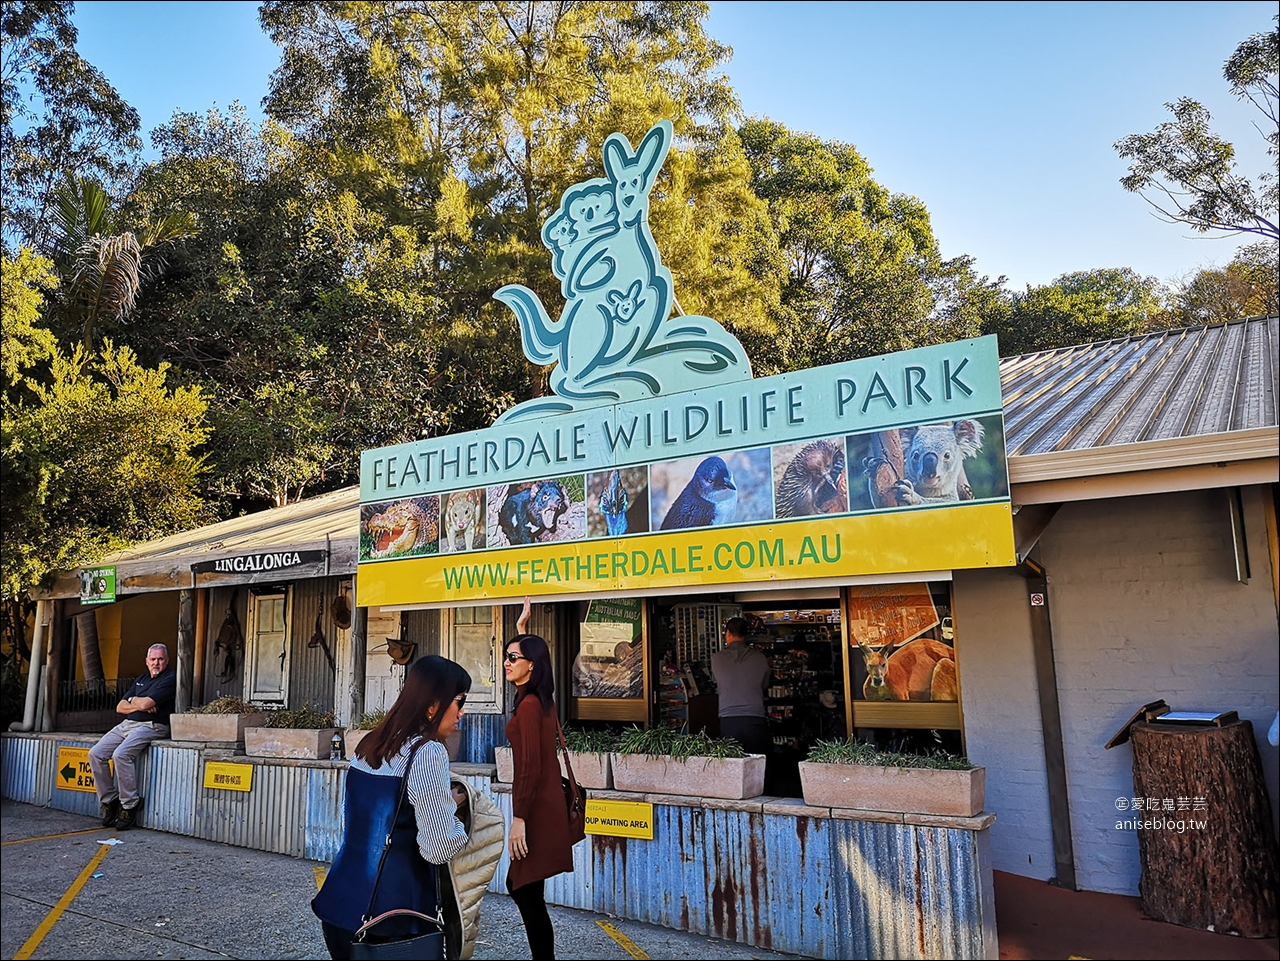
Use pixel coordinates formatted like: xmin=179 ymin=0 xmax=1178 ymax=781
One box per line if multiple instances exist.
xmin=443 ymin=776 xmax=505 ymax=960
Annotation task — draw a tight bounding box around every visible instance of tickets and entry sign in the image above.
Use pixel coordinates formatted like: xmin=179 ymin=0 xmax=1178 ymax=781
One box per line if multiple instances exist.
xmin=204 ymin=761 xmax=253 ymax=792
xmin=56 ymin=746 xmax=104 ymax=793
xmin=584 ymin=798 xmax=654 ymax=839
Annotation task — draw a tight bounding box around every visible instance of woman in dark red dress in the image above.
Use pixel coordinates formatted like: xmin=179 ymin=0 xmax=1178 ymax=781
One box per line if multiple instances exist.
xmin=503 ymin=623 xmax=574 ymax=959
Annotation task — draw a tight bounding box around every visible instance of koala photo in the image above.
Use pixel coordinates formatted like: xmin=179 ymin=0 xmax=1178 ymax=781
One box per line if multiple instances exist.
xmin=851 ymin=416 xmax=1007 ymax=511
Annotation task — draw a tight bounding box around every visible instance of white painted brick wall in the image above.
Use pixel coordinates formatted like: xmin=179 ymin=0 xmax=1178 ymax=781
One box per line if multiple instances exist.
xmin=1036 ymin=485 xmax=1277 ymax=895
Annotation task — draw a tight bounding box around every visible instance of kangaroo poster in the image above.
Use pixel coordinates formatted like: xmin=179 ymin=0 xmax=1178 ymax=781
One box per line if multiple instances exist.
xmin=357 ymin=124 xmax=1014 ymax=609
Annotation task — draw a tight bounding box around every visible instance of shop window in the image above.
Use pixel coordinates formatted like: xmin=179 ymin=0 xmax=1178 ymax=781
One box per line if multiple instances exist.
xmin=573 ymin=598 xmax=648 ymax=722
xmin=443 ymin=605 xmax=502 ymax=713
xmin=845 ymin=581 xmax=961 ymax=733
xmin=247 ymin=587 xmax=290 ymax=703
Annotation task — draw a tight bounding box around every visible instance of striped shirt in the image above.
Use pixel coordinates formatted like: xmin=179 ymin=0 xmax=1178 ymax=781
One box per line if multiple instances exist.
xmin=350 ymin=737 xmax=468 ymax=864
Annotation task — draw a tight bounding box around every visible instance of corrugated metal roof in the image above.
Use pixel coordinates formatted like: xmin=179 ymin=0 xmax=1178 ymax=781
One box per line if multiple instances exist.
xmin=999 ymin=316 xmax=1278 ymax=456
xmin=101 ymin=485 xmax=359 ymax=563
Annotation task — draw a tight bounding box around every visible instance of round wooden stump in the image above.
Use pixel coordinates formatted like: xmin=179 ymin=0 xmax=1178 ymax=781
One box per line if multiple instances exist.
xmin=1130 ymin=720 xmax=1278 ymax=937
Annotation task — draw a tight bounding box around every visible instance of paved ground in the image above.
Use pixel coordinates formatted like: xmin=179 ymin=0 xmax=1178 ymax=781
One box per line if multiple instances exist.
xmin=1 ymin=800 xmax=802 ymax=961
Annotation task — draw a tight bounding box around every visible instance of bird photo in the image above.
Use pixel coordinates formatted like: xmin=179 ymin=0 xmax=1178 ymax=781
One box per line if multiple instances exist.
xmin=772 ymin=438 xmax=849 ymax=518
xmin=650 ymin=448 xmax=775 ymax=531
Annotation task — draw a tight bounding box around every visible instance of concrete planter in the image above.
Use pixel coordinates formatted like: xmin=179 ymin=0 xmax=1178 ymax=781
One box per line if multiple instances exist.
xmin=344 ymin=728 xmax=374 ymax=760
xmin=169 ymin=712 xmax=268 ymax=743
xmin=611 ymin=753 xmax=765 ymax=800
xmin=798 ymin=761 xmax=985 ymax=817
xmin=560 ymin=751 xmax=612 ymax=790
xmin=495 ymin=745 xmax=514 ymax=783
xmin=244 ymin=727 xmax=340 ymax=760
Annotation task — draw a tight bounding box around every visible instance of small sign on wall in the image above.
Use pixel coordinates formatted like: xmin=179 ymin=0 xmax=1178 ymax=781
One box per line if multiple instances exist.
xmin=79 ymin=566 xmax=116 ymax=606
xmin=585 ymin=798 xmax=654 ymax=839
xmin=204 ymin=761 xmax=253 ymax=792
xmin=1030 ymin=593 xmax=1045 ymax=607
xmin=56 ymin=746 xmax=104 ymax=793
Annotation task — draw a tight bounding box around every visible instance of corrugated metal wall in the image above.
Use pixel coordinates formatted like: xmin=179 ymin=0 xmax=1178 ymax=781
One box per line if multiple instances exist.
xmin=2 ymin=734 xmax=995 ymax=959
xmin=457 ymin=713 xmax=509 ymax=765
xmin=202 ymin=586 xmax=247 ymax=703
xmin=288 ymin=578 xmax=343 ymax=713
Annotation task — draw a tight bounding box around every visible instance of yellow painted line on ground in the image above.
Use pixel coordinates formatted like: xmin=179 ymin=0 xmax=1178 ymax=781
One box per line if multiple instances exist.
xmin=1 ymin=827 xmax=108 ymax=846
xmin=13 ymin=843 xmax=111 ymax=960
xmin=596 ymin=919 xmax=650 ymax=960
xmin=314 ymin=865 xmax=328 ymax=889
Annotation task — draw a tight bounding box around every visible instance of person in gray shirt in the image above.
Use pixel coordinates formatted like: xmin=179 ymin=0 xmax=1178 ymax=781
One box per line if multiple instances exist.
xmin=711 ymin=617 xmax=770 ymax=755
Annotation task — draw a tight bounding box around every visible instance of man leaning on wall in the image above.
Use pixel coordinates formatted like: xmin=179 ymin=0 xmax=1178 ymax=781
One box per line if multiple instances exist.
xmin=88 ymin=643 xmax=176 ymax=830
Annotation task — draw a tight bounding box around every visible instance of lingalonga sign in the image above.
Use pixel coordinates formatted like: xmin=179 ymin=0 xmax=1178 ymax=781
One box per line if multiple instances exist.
xmin=359 ymin=121 xmax=1015 ymax=608
xmin=191 ymin=550 xmax=326 ymax=575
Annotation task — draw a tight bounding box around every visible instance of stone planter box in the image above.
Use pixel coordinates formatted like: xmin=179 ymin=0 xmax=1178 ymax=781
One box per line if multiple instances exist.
xmin=495 ymin=745 xmax=514 ymax=783
xmin=495 ymin=745 xmax=613 ymax=789
xmin=611 ymin=753 xmax=765 ymax=800
xmin=560 ymin=751 xmax=612 ymax=790
xmin=344 ymin=728 xmax=374 ymax=760
xmin=798 ymin=761 xmax=985 ymax=817
xmin=244 ymin=727 xmax=340 ymax=760
xmin=169 ymin=712 xmax=268 ymax=743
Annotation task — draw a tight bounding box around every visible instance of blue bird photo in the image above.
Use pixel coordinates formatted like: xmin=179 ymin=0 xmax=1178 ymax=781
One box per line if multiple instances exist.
xmin=658 ymin=456 xmax=738 ymax=530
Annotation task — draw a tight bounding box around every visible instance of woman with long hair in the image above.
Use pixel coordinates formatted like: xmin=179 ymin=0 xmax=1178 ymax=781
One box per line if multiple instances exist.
xmin=312 ymin=655 xmax=471 ymax=959
xmin=503 ymin=614 xmax=575 ymax=959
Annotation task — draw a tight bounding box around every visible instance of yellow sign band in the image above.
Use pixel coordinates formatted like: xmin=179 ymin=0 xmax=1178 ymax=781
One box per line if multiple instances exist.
xmin=360 ymin=501 xmax=1014 ymax=607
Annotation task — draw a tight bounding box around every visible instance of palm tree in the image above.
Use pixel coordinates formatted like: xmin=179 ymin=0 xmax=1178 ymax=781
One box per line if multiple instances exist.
xmin=48 ymin=175 xmax=197 ymax=352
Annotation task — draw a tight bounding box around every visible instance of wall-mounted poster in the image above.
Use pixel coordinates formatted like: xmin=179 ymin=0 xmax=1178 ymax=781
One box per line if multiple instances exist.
xmin=360 ymin=496 xmax=439 ymax=561
xmin=573 ymin=598 xmax=643 ymax=699
xmin=487 ymin=475 xmax=587 ymax=548
xmin=847 ymin=583 xmax=956 ymax=703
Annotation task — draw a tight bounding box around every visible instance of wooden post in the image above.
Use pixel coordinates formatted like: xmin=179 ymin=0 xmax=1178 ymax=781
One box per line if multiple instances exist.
xmin=192 ymin=588 xmax=208 ymax=706
xmin=1130 ymin=720 xmax=1279 ymax=937
xmin=349 ymin=602 xmax=367 ymax=726
xmin=176 ymin=589 xmax=196 ymax=715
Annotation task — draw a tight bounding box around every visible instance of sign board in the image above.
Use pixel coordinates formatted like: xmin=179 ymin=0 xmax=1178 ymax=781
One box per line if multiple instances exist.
xmin=584 ymin=798 xmax=654 ymax=839
xmin=79 ymin=566 xmax=116 ymax=606
xmin=357 ymin=122 xmax=1014 ymax=608
xmin=203 ymin=761 xmax=253 ymax=792
xmin=56 ymin=746 xmax=104 ymax=793
xmin=191 ymin=550 xmax=326 ymax=575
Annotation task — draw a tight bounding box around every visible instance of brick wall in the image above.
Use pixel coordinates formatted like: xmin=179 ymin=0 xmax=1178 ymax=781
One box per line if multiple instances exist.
xmin=957 ymin=483 xmax=1278 ymax=895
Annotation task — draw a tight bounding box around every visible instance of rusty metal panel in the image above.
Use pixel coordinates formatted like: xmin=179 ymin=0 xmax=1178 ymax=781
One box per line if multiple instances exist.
xmin=143 ymin=743 xmax=198 ymax=835
xmin=305 ymin=765 xmax=346 ymax=862
xmin=761 ymin=812 xmax=834 ymax=958
xmin=289 ymin=578 xmax=340 ymax=713
xmin=1 ymin=735 xmax=43 ymax=804
xmin=831 ymin=818 xmax=989 ymax=960
xmin=194 ymin=760 xmax=307 ymax=856
xmin=458 ymin=713 xmax=508 ymax=765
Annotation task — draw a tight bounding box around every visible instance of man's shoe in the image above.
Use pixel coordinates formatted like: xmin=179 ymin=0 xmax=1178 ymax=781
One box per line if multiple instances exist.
xmin=100 ymin=799 xmax=120 ymax=827
xmin=115 ymin=805 xmax=139 ymax=831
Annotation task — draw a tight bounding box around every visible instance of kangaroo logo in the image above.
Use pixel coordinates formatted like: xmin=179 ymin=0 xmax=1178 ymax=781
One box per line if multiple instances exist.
xmin=494 ymin=120 xmax=753 ymax=423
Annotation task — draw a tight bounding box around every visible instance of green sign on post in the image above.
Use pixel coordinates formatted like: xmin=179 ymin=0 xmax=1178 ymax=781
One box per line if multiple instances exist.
xmin=80 ymin=566 xmax=116 ymax=605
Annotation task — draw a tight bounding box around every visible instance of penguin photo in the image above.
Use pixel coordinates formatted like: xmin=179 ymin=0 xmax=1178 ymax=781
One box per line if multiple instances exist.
xmin=650 ymin=448 xmax=774 ymax=531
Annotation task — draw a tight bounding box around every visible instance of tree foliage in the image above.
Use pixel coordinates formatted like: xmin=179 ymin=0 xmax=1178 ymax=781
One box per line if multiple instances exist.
xmin=1 ymin=251 xmax=209 ymax=598
xmin=1115 ymin=19 xmax=1278 ymax=241
xmin=1161 ymin=241 xmax=1279 ymax=327
xmin=0 ymin=0 xmax=141 ymax=250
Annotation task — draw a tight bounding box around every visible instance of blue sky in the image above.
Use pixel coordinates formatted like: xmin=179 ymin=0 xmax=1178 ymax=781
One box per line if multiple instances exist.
xmin=71 ymin=1 xmax=1276 ymax=290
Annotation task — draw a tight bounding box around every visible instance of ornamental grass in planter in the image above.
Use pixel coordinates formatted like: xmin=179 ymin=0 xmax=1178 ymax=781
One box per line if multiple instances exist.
xmin=169 ymin=696 xmax=268 ymax=743
xmin=495 ymin=727 xmax=616 ymax=788
xmin=799 ymin=739 xmax=984 ymax=817
xmin=611 ymin=726 xmax=764 ymax=800
xmin=344 ymin=709 xmax=386 ymax=759
xmin=244 ymin=705 xmax=339 ymax=760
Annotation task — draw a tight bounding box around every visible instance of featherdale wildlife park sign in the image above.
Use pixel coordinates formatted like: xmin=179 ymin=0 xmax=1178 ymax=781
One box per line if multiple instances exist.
xmin=358 ymin=122 xmax=1015 ymax=608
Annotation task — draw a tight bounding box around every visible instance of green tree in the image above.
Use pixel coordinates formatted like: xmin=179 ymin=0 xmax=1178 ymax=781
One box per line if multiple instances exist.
xmin=1163 ymin=241 xmax=1279 ymax=326
xmin=1 ymin=250 xmax=209 ymax=600
xmin=737 ymin=118 xmax=1000 ymax=372
xmin=1114 ymin=19 xmax=1278 ymax=241
xmin=984 ymin=267 xmax=1160 ymax=356
xmin=259 ymin=1 xmax=780 ymax=402
xmin=0 ymin=0 xmax=142 ymax=250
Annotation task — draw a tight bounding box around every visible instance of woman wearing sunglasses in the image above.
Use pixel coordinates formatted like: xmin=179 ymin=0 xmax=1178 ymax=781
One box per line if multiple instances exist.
xmin=312 ymin=655 xmax=472 ymax=959
xmin=503 ymin=601 xmax=576 ymax=959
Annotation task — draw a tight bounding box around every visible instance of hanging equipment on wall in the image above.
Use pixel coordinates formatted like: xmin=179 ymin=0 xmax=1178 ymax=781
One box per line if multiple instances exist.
xmin=213 ymin=591 xmax=244 ymax=682
xmin=308 ymin=609 xmax=337 ymax=673
xmin=330 ymin=584 xmax=352 ymax=630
